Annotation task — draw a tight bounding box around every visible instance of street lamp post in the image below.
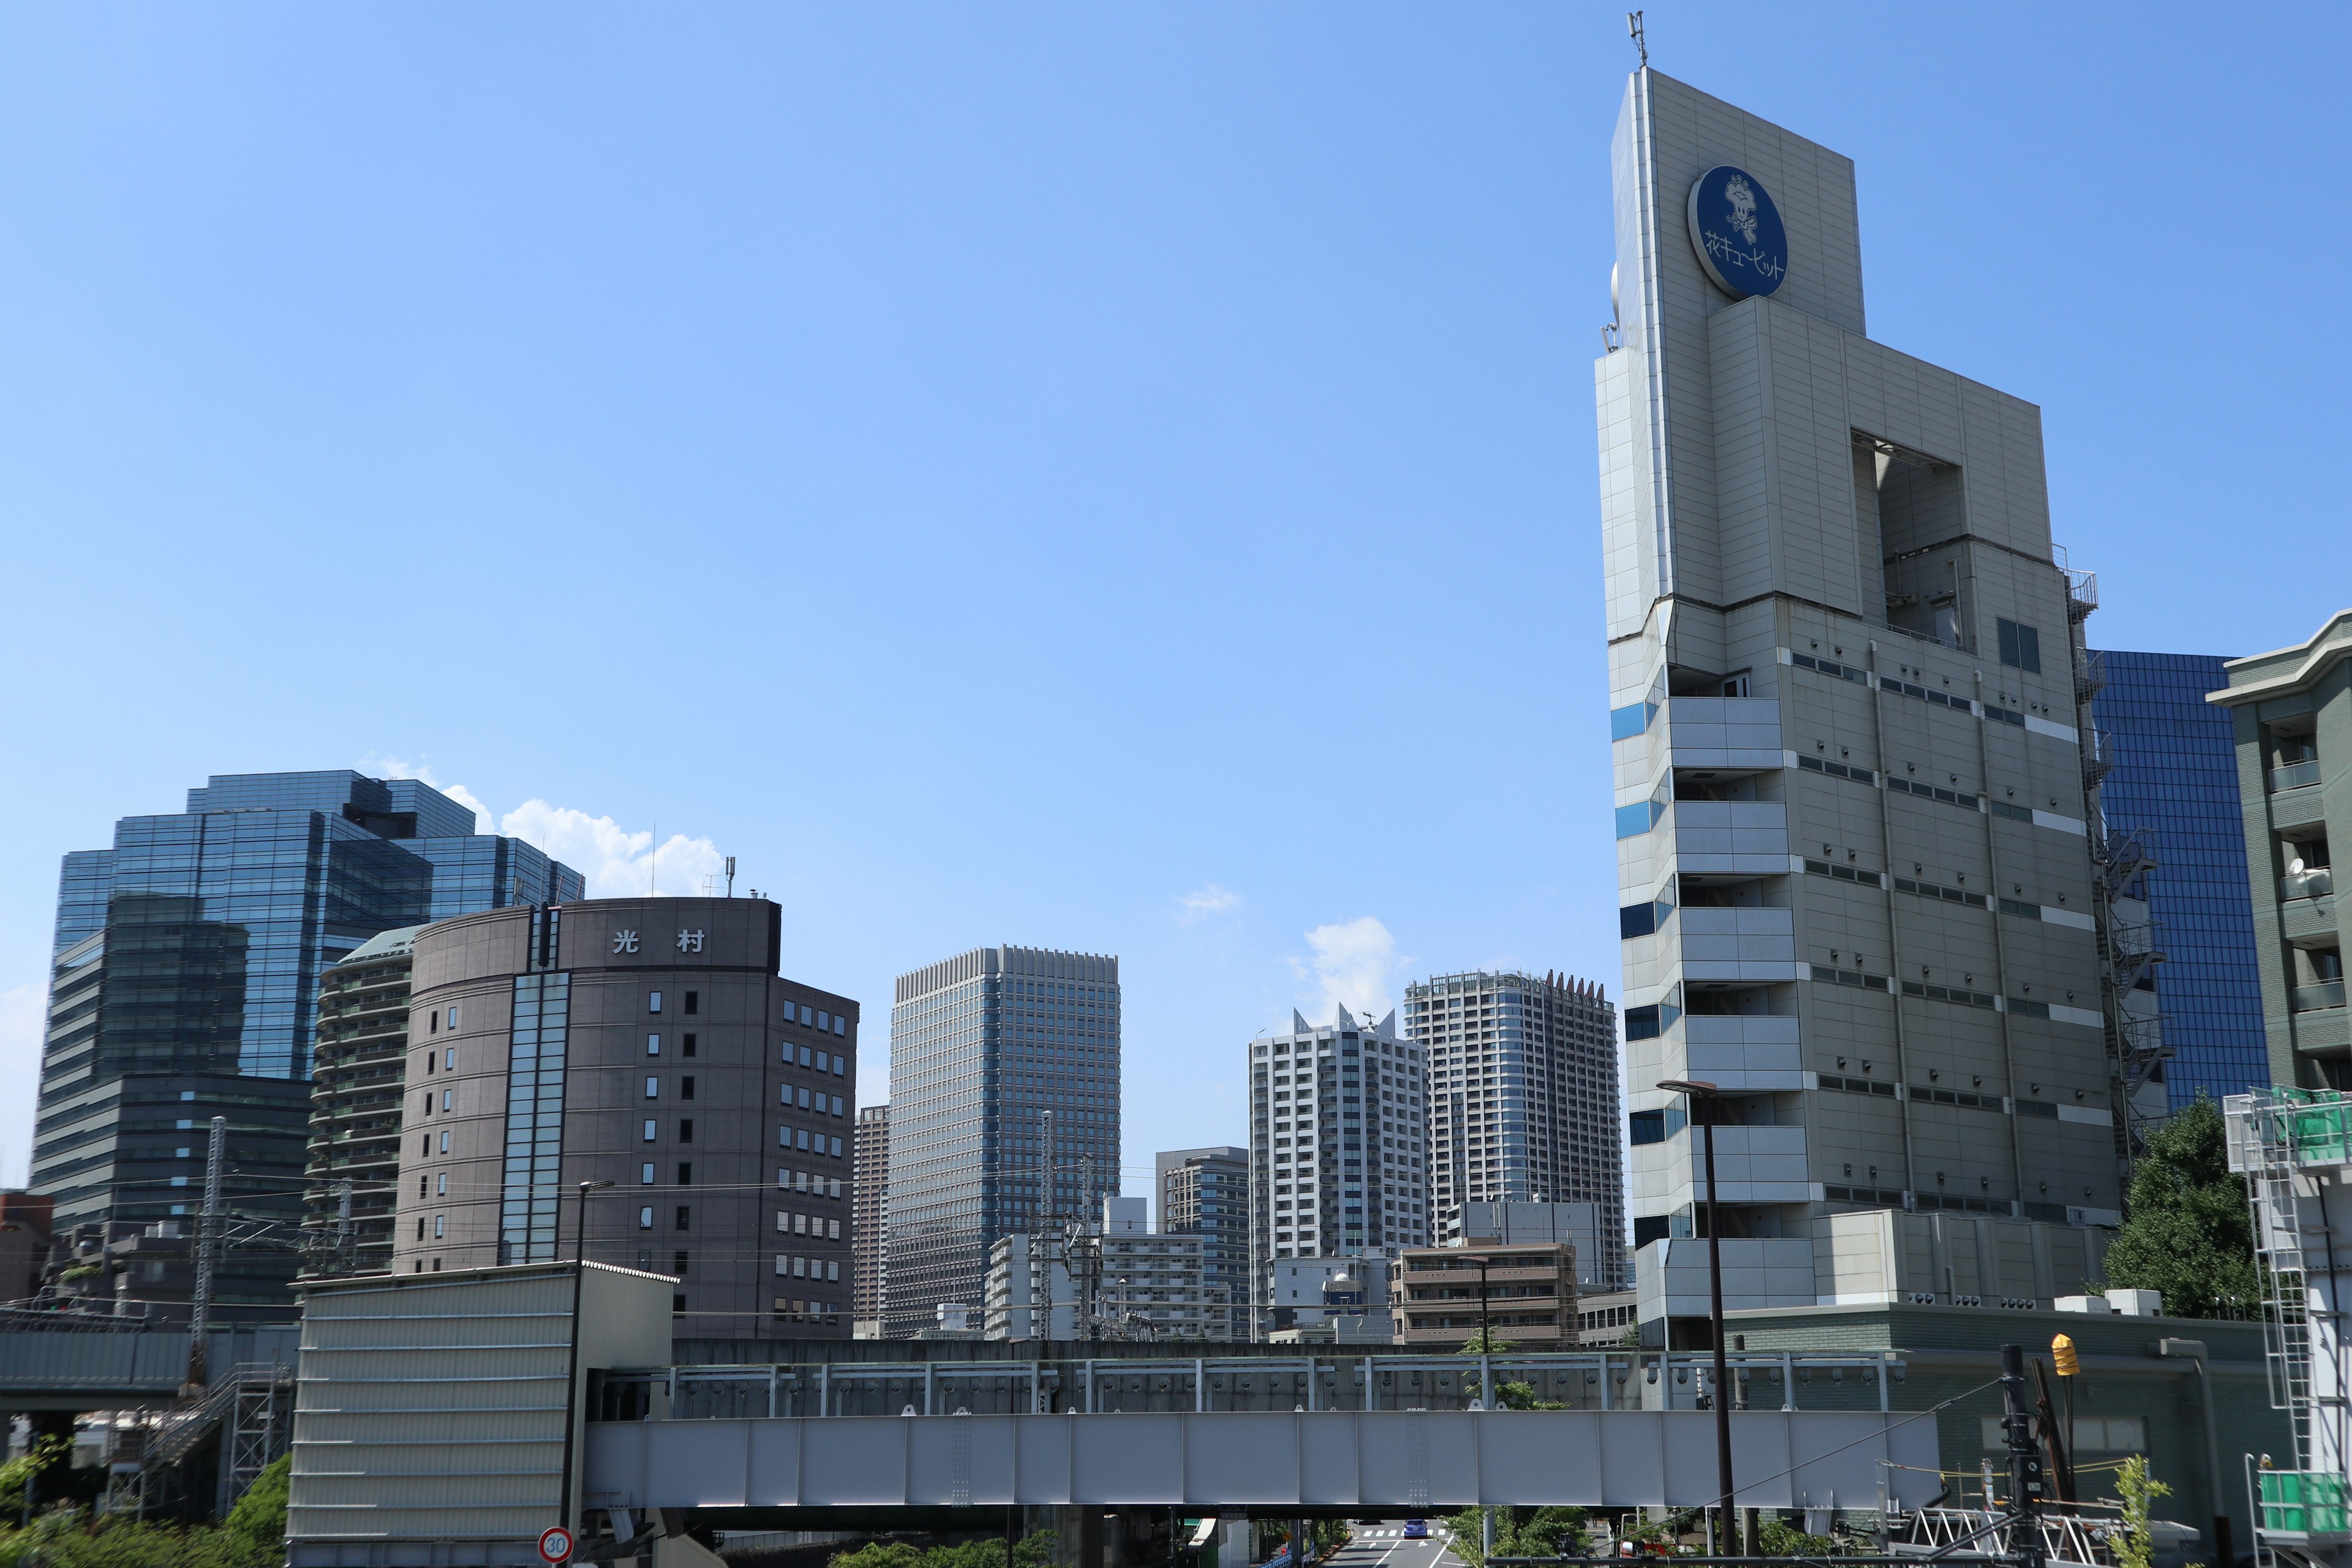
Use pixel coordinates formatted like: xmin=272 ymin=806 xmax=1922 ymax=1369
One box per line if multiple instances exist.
xmin=1659 ymin=1078 xmax=1733 ymax=1558
xmin=559 ymin=1179 xmax=615 ymax=1544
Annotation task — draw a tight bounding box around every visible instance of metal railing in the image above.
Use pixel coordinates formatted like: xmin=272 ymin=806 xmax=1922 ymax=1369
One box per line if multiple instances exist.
xmin=2270 ymin=760 xmax=2323 ymax=793
xmin=2291 ymin=981 xmax=2346 ymax=1015
xmin=596 ymin=1351 xmax=1908 ymax=1422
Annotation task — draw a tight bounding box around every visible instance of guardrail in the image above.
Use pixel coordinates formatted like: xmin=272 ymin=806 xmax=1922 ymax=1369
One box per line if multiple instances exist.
xmin=596 ymin=1352 xmax=1907 ymax=1421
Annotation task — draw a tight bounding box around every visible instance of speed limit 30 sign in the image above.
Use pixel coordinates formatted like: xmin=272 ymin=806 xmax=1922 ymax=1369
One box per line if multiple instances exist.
xmin=538 ymin=1525 xmax=575 ymax=1563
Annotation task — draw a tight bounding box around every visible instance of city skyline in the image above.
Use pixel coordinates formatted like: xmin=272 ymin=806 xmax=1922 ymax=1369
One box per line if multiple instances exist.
xmin=6 ymin=9 xmax=2349 ymax=1210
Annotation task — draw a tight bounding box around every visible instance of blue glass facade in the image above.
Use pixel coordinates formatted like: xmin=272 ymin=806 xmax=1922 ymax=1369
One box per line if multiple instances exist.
xmin=2092 ymin=653 xmax=2270 ymax=1105
xmin=34 ymin=771 xmax=583 ymax=1291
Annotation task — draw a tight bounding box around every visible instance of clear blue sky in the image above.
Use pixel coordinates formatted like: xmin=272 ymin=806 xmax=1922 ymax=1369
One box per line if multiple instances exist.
xmin=2 ymin=4 xmax=2345 ymax=1196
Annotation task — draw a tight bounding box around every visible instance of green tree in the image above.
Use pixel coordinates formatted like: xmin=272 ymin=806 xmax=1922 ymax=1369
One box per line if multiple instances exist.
xmin=833 ymin=1531 xmax=1057 ymax=1568
xmin=1758 ymin=1515 xmax=1837 ymax=1558
xmin=2102 ymin=1096 xmax=2263 ymax=1318
xmin=224 ymin=1455 xmax=291 ymax=1556
xmin=1441 ymin=1505 xmax=1591 ymax=1566
xmin=2114 ymin=1455 xmax=2171 ymax=1568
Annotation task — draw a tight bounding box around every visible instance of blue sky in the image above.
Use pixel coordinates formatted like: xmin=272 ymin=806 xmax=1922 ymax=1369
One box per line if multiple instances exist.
xmin=2 ymin=5 xmax=2345 ymax=1196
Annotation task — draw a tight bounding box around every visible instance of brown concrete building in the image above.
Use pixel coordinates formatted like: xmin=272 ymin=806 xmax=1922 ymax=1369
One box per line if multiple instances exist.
xmin=391 ymin=897 xmax=857 ymax=1338
xmin=1389 ymin=1240 xmax=1578 ymax=1348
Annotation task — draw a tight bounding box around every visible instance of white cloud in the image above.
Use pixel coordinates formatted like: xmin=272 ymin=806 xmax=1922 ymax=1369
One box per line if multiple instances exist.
xmin=1290 ymin=916 xmax=1403 ymax=1022
xmin=358 ymin=755 xmax=723 ymax=899
xmin=360 ymin=754 xmax=492 ymax=834
xmin=0 ymin=982 xmax=44 ymax=1188
xmin=499 ymin=801 xmax=725 ymax=899
xmin=1175 ymin=884 xmax=1241 ymax=924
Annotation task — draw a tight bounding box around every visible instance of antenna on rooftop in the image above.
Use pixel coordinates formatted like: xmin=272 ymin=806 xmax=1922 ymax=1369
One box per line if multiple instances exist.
xmin=725 ymin=856 xmax=736 ymax=898
xmin=1627 ymin=10 xmax=1648 ymax=69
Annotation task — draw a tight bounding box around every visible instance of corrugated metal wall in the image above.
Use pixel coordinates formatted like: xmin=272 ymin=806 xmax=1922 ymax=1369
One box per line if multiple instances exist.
xmin=289 ymin=1262 xmax=671 ymax=1559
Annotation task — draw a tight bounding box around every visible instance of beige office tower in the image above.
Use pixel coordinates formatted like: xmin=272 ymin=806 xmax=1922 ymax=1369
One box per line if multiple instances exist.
xmin=1600 ymin=70 xmax=2130 ymax=1339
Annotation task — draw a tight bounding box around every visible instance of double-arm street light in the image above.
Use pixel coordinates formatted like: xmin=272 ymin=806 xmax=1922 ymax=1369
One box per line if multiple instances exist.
xmin=1658 ymin=1077 xmax=1734 ymax=1557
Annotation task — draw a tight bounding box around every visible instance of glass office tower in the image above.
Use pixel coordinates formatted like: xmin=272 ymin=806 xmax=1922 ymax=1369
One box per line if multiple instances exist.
xmin=2092 ymin=652 xmax=2270 ymax=1105
xmin=884 ymin=945 xmax=1119 ymax=1338
xmin=36 ymin=771 xmax=579 ymax=1317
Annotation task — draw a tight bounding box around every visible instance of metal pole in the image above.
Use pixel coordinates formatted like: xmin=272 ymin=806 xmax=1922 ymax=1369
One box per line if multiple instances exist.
xmin=2161 ymin=1339 xmax=2231 ymax=1568
xmin=559 ymin=1180 xmax=609 ymax=1542
xmin=1695 ymin=1095 xmax=1734 ymax=1556
xmin=335 ymin=1176 xmax=354 ymax=1276
xmin=1999 ymin=1345 xmax=2047 ymax=1568
xmin=185 ymin=1115 xmax=226 ymax=1390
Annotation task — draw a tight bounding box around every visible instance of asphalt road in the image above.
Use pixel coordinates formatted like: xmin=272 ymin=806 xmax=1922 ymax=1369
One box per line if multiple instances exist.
xmin=1332 ymin=1521 xmax=1464 ymax=1568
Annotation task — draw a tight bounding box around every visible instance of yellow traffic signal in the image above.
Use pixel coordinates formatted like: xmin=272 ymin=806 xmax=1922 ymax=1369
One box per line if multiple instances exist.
xmin=2052 ymin=1333 xmax=2079 ymax=1377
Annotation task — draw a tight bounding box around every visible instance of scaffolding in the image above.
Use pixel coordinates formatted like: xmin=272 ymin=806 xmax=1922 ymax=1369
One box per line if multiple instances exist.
xmin=2226 ymin=1090 xmax=2351 ymax=1568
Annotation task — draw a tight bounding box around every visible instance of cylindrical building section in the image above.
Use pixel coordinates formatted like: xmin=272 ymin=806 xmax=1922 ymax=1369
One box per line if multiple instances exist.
xmin=392 ymin=896 xmax=859 ymax=1340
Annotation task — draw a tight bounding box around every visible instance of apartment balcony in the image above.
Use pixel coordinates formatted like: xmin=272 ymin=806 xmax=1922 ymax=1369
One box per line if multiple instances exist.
xmin=1672 ymin=907 xmax=1797 ymax=975
xmin=1666 ymin=800 xmax=1789 ymax=871
xmin=2271 ymin=758 xmax=2323 ymax=793
xmin=2281 ymin=867 xmax=2335 ymax=902
xmin=1662 ymin=697 xmax=1783 ymax=770
xmin=1678 ymin=1014 xmax=1802 ymax=1087
xmin=2295 ymin=981 xmax=2347 ymax=1015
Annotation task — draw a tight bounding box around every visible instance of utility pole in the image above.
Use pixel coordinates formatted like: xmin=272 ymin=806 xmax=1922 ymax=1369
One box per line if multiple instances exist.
xmin=1661 ymin=1080 xmax=1733 ymax=1558
xmin=1999 ymin=1344 xmax=2048 ymax=1568
xmin=560 ymin=1179 xmax=613 ymax=1539
xmin=184 ymin=1115 xmax=226 ymax=1391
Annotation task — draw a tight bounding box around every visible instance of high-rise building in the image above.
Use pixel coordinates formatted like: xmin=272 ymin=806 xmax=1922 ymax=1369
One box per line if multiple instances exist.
xmin=393 ymin=897 xmax=858 ymax=1338
xmin=1401 ymin=970 xmax=1622 ymax=1287
xmin=1245 ymin=1006 xmax=1427 ymax=1331
xmin=853 ymin=1104 xmax=889 ymax=1336
xmin=35 ymin=771 xmax=578 ymax=1317
xmin=2209 ymin=612 xmax=2350 ymax=1091
xmin=2093 ymin=651 xmax=2270 ymax=1105
xmin=304 ymin=925 xmax=426 ymax=1276
xmin=884 ymin=946 xmax=1120 ymax=1338
xmin=1156 ymin=1145 xmax=1248 ymax=1338
xmin=1599 ymin=71 xmax=2124 ymax=1328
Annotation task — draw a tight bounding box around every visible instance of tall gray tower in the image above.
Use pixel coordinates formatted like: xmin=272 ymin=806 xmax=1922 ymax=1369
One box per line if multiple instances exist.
xmin=1600 ymin=72 xmax=2123 ymax=1335
xmin=884 ymin=945 xmax=1120 ymax=1338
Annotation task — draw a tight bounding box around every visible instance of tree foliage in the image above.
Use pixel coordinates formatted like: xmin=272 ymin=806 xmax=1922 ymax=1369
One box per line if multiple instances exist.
xmin=2102 ymin=1096 xmax=2263 ymax=1319
xmin=833 ymin=1529 xmax=1058 ymax=1568
xmin=2114 ymin=1455 xmax=2171 ymax=1568
xmin=1440 ymin=1506 xmax=1590 ymax=1567
xmin=0 ymin=1507 xmax=279 ymax=1568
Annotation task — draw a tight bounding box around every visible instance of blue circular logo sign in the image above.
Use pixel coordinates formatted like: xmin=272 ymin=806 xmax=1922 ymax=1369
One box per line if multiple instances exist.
xmin=1686 ymin=165 xmax=1787 ymax=299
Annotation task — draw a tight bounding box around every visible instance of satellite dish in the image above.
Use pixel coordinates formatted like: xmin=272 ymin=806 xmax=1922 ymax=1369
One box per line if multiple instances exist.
xmin=2290 ymin=858 xmax=2307 ymax=876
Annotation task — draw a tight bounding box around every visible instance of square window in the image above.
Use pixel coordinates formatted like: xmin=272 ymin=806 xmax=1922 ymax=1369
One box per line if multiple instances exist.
xmin=684 ymin=990 xmax=699 ymax=1016
xmin=645 ymin=1077 xmax=660 ymax=1099
xmin=641 ymin=1163 xmax=655 ymax=1184
xmin=677 ymin=1161 xmax=692 ymax=1185
xmin=639 ymin=1206 xmax=654 ymax=1229
xmin=683 ymin=1033 xmax=697 ymax=1058
xmin=680 ymin=1118 xmax=694 ymax=1144
xmin=675 ymin=1206 xmax=690 ymax=1231
xmin=649 ymin=990 xmax=664 ymax=1014
xmin=643 ymin=1120 xmax=658 ymax=1142
xmin=647 ymin=1034 xmax=661 ymax=1056
xmin=680 ymin=1076 xmax=696 ymax=1101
